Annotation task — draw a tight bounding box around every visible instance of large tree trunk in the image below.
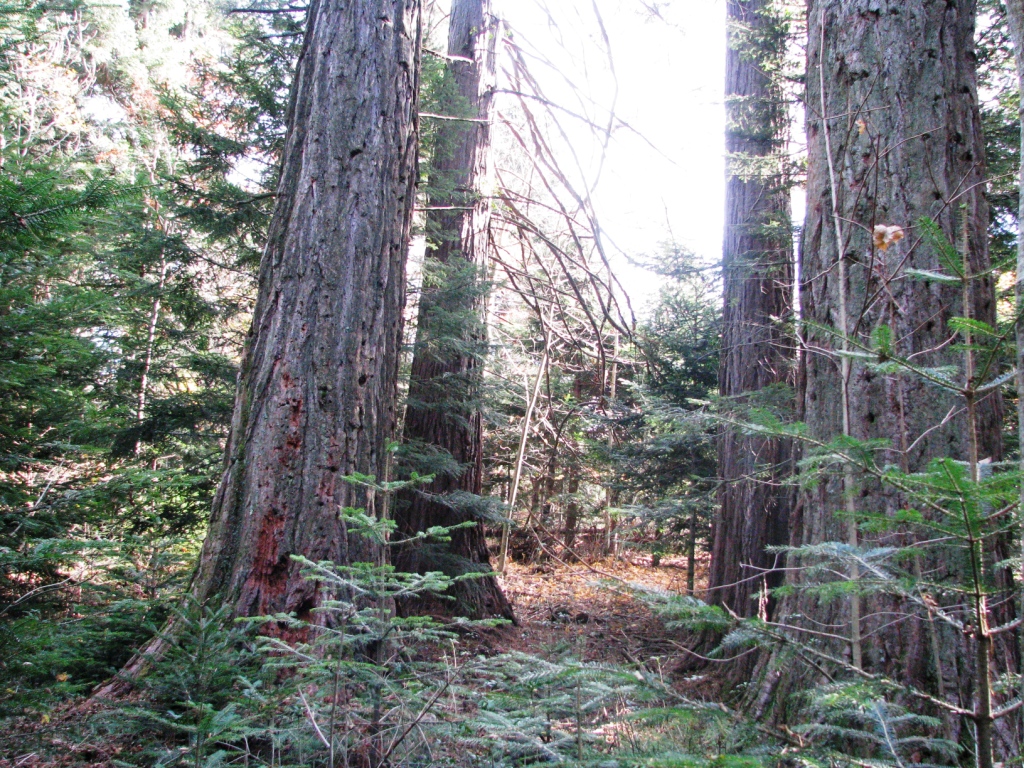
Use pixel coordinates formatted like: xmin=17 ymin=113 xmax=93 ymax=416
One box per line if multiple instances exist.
xmin=760 ymin=0 xmax=1004 ymax=742
xmin=392 ymin=0 xmax=513 ymax=621
xmin=92 ymin=0 xmax=422 ymax=698
xmin=189 ymin=0 xmax=421 ymax=620
xmin=708 ymin=0 xmax=795 ymax=620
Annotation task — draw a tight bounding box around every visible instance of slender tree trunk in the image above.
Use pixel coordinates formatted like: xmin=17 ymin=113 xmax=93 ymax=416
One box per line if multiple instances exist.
xmin=1001 ymin=0 xmax=1024 ymax=749
xmin=393 ymin=0 xmax=512 ymax=620
xmin=708 ymin=0 xmax=795 ymax=619
xmin=562 ymin=469 xmax=581 ymax=555
xmin=603 ymin=336 xmax=619 ymax=558
xmin=686 ymin=504 xmax=698 ymax=596
xmin=134 ymin=256 xmax=167 ymax=457
xmin=498 ymin=319 xmax=550 ymax=573
xmin=761 ymin=0 xmax=1003 ymax=741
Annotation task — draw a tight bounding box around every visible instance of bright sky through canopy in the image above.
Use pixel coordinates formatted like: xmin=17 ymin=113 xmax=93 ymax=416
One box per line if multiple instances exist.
xmin=496 ymin=0 xmax=727 ymax=308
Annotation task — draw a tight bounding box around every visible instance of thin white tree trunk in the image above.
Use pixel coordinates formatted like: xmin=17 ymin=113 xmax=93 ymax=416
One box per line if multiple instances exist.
xmin=134 ymin=257 xmax=167 ymax=457
xmin=498 ymin=315 xmax=552 ymax=573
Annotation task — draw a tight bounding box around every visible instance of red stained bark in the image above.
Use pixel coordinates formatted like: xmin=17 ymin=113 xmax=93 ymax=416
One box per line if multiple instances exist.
xmin=186 ymin=0 xmax=422 ymax=622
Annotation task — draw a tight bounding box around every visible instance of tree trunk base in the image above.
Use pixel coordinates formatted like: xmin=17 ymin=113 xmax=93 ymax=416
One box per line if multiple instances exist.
xmin=87 ymin=632 xmax=170 ymax=702
xmin=393 ymin=545 xmax=516 ymax=624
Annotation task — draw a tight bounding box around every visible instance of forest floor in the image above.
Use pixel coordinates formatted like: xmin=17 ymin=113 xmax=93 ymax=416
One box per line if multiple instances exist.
xmin=0 ymin=554 xmax=707 ymax=767
xmin=496 ymin=555 xmax=706 ymax=672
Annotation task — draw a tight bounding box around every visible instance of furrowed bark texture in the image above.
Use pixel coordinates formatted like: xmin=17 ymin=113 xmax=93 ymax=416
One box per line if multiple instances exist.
xmin=393 ymin=0 xmax=513 ymax=621
xmin=999 ymin=3 xmax=1024 ymax=761
xmin=762 ymin=0 xmax=1005 ymax=739
xmin=191 ymin=0 xmax=421 ymax=620
xmin=709 ymin=0 xmax=795 ymax=621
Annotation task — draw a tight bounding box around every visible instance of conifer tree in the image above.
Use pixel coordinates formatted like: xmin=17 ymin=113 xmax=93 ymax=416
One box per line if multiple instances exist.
xmin=1 ymin=0 xmax=272 ymax=703
xmin=761 ymin=0 xmax=1004 ymax=734
xmin=393 ymin=0 xmax=513 ymax=620
xmin=709 ymin=0 xmax=794 ymax=621
xmin=183 ymin=0 xmax=422 ymax=622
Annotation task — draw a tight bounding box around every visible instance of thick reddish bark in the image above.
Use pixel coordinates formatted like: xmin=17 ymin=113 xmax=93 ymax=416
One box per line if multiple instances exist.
xmin=393 ymin=0 xmax=513 ymax=621
xmin=92 ymin=0 xmax=422 ymax=699
xmin=709 ymin=0 xmax=795 ymax=620
xmin=189 ymin=0 xmax=422 ymax=619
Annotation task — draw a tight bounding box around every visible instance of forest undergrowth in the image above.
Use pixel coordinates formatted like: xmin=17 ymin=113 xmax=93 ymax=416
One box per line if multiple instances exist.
xmin=0 ymin=552 xmax=732 ymax=768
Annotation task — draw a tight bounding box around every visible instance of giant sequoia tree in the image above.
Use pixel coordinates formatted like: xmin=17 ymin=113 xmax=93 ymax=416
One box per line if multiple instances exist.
xmin=708 ymin=0 xmax=794 ymax=620
xmin=763 ymin=0 xmax=1003 ymax=734
xmin=393 ymin=0 xmax=513 ymax=621
xmin=187 ymin=0 xmax=422 ymax=620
